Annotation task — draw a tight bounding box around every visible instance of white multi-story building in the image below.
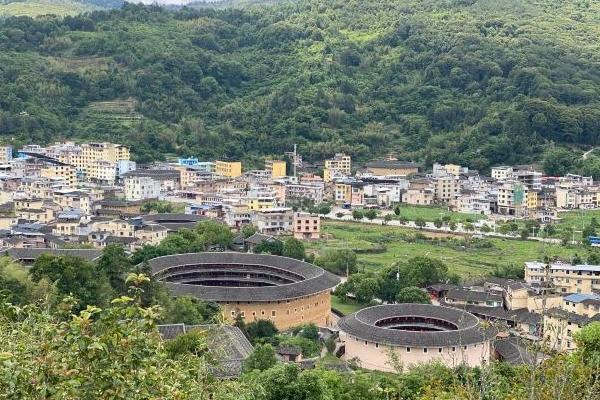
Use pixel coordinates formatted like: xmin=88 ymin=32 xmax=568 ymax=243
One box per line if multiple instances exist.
xmin=117 ymin=160 xmax=137 ymax=177
xmin=87 ymin=160 xmax=117 ymax=184
xmin=497 ymin=181 xmax=528 ymax=216
xmin=459 ymin=191 xmax=491 ymax=215
xmin=514 ymin=169 xmax=542 ymax=191
xmin=559 ymin=174 xmax=594 ymax=188
xmin=491 ymin=166 xmax=513 ymax=181
xmin=285 ymin=183 xmax=324 ymax=204
xmin=0 ymin=146 xmax=12 ymax=164
xmin=124 ymin=176 xmax=161 ymax=201
xmin=252 ymin=207 xmax=294 ymax=235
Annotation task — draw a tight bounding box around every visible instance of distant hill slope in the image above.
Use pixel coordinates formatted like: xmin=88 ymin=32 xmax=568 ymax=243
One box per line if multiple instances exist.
xmin=0 ymin=0 xmax=599 ymax=174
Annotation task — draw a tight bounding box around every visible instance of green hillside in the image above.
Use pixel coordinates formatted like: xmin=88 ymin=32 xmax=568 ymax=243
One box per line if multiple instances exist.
xmin=0 ymin=1 xmax=90 ymax=16
xmin=0 ymin=0 xmax=599 ymax=172
xmin=0 ymin=0 xmax=122 ymax=16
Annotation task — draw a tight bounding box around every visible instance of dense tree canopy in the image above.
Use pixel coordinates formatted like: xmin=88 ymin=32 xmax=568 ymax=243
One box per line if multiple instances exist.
xmin=132 ymin=221 xmax=234 ymax=264
xmin=314 ymin=249 xmax=357 ymax=275
xmin=336 ymin=256 xmax=453 ymax=303
xmin=0 ymin=0 xmax=598 ymax=171
xmin=396 ymin=286 xmax=431 ymax=304
xmin=30 ymin=254 xmax=113 ymax=310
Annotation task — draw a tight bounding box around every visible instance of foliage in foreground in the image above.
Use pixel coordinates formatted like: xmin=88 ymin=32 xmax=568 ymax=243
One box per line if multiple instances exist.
xmin=0 ymin=289 xmax=248 ymax=399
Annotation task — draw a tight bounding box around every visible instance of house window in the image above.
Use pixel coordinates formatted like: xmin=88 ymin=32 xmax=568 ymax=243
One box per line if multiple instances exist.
xmin=406 ymin=347 xmax=411 ymax=353
xmin=423 ymin=348 xmax=428 ymax=353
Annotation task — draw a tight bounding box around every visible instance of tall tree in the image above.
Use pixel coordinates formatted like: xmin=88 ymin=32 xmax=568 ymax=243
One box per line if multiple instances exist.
xmin=30 ymin=255 xmax=113 ymax=310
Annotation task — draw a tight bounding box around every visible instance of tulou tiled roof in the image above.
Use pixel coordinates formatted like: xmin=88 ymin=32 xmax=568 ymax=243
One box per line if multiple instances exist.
xmin=494 ymin=337 xmax=538 ymax=365
xmin=445 ymin=288 xmax=503 ymax=303
xmin=157 ymin=324 xmax=253 ymax=378
xmin=139 ymin=213 xmax=208 ymax=231
xmin=148 ymin=252 xmax=340 ymax=302
xmin=545 ymin=308 xmax=600 ymax=326
xmin=5 ymin=248 xmax=102 ymax=262
xmin=338 ymin=304 xmax=497 ymax=347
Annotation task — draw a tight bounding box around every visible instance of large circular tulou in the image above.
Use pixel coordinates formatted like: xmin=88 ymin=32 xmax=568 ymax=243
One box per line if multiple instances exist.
xmin=148 ymin=252 xmax=340 ymax=330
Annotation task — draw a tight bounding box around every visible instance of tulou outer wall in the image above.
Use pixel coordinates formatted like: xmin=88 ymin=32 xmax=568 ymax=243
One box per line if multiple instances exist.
xmin=341 ymin=331 xmax=493 ymax=371
xmin=222 ymin=290 xmax=332 ymax=330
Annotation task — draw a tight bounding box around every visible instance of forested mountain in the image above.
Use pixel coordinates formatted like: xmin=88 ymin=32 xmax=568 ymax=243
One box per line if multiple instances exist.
xmin=0 ymin=0 xmax=599 ymax=170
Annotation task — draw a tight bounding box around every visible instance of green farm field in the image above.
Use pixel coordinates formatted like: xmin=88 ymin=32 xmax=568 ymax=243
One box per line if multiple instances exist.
xmin=556 ymin=209 xmax=600 ymax=232
xmin=391 ymin=204 xmax=487 ymax=223
xmin=307 ymin=221 xmax=591 ymax=279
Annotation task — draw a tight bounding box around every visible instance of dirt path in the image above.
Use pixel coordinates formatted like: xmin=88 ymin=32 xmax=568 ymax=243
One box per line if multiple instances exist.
xmin=583 ymin=147 xmax=597 ymax=160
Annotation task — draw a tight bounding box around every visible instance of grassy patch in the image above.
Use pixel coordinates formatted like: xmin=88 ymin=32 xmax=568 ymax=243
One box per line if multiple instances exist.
xmin=556 ymin=209 xmax=600 ymax=233
xmin=392 ymin=204 xmax=487 ymax=223
xmin=308 ymin=221 xmax=588 ymax=279
xmin=331 ymin=295 xmax=365 ymax=316
xmin=340 ymin=29 xmax=382 ymax=43
xmin=0 ymin=0 xmax=93 ymax=16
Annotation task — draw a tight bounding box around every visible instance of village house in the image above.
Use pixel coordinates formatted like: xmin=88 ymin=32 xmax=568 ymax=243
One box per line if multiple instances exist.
xmin=292 ymin=212 xmax=320 ymax=240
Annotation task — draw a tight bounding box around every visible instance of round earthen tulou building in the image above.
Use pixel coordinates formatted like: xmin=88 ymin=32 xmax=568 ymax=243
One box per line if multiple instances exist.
xmin=149 ymin=252 xmax=340 ymax=330
xmin=338 ymin=304 xmax=497 ymax=371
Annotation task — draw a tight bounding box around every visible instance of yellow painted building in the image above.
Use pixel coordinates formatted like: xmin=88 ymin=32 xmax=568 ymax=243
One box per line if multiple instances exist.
xmin=40 ymin=165 xmax=77 ymax=187
xmin=247 ymin=196 xmax=277 ymax=211
xmin=93 ymin=219 xmax=136 ymax=238
xmin=58 ymin=142 xmax=129 ymax=173
xmin=216 ymin=161 xmax=242 ymax=178
xmin=542 ymin=294 xmax=600 ymax=353
xmin=444 ymin=164 xmax=462 ymax=176
xmin=324 ymin=153 xmax=351 ymax=182
xmin=265 ymin=159 xmax=286 ymax=179
xmin=527 ymin=191 xmax=538 ymax=210
xmin=525 ymin=262 xmax=600 ymax=294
